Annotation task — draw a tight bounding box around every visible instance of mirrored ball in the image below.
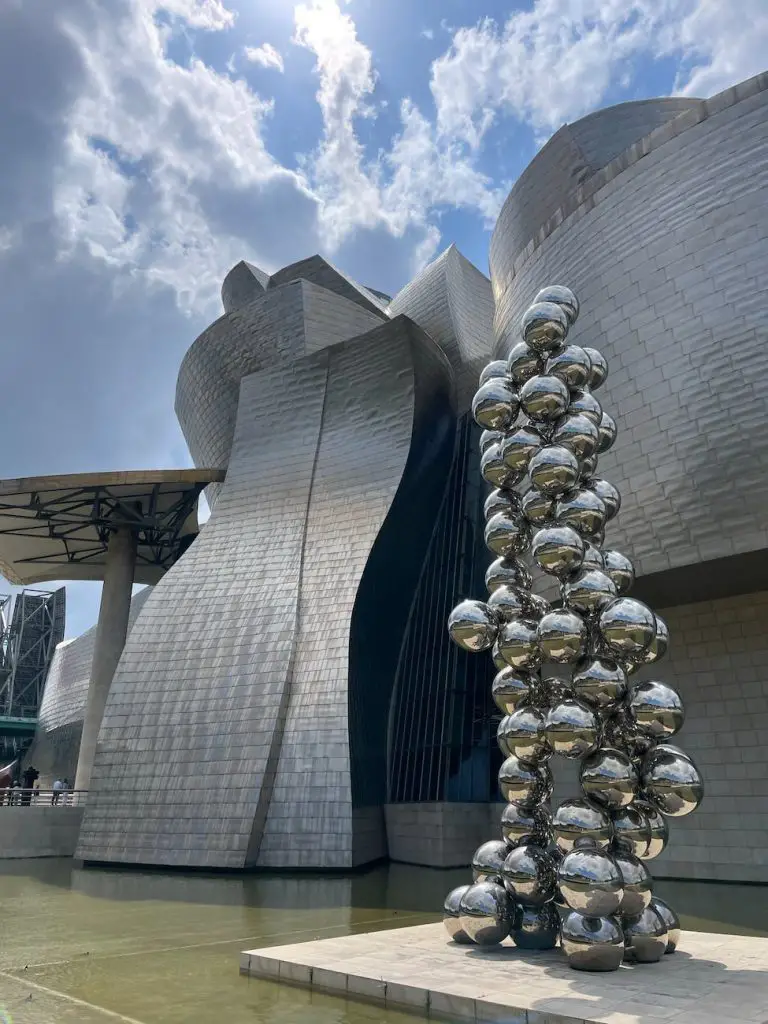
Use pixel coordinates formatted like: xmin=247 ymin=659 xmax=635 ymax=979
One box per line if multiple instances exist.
xmin=511 ymin=903 xmax=561 ymax=950
xmin=501 ymin=801 xmax=553 ymax=849
xmin=479 ymin=360 xmax=510 ymax=385
xmin=580 ymin=747 xmax=638 ymax=809
xmin=503 ymin=843 xmax=558 ymax=906
xmin=552 ymin=412 xmax=600 ymax=460
xmin=521 ymin=301 xmax=569 ymax=353
xmin=534 ymin=285 xmax=579 ymax=325
xmin=486 ymin=556 xmax=532 ymax=594
xmin=532 ymin=525 xmax=585 ymax=578
xmin=507 ymin=341 xmax=544 ymax=385
xmin=498 ymin=707 xmax=552 ymax=764
xmin=629 ymin=680 xmax=685 ymax=739
xmin=623 ymin=905 xmax=668 ymax=963
xmin=642 ymin=750 xmax=704 ymax=817
xmin=649 ymin=896 xmax=681 ymax=952
xmin=558 ymin=847 xmax=624 ymax=916
xmin=492 ymin=667 xmax=536 ymax=714
xmin=472 ymin=839 xmax=509 ymax=884
xmin=529 ymin=445 xmax=580 ymax=496
xmin=546 ymin=345 xmax=592 ymax=391
xmin=472 ymin=378 xmax=520 ymax=431
xmin=602 ymin=551 xmax=635 ymax=595
xmin=561 ymin=911 xmax=624 ymax=971
xmin=485 ymin=511 xmax=530 ymax=558
xmin=498 ymin=618 xmax=541 ymax=671
xmin=538 ymin=609 xmax=588 ymax=664
xmin=499 ymin=755 xmax=553 ymax=808
xmin=613 ymin=850 xmax=652 ymax=916
xmin=458 ymin=882 xmax=514 ymax=946
xmin=552 ymin=797 xmax=613 ymax=853
xmin=598 ymin=598 xmax=657 ymax=658
xmin=443 ymin=884 xmax=474 ymax=943
xmin=545 ymin=699 xmax=600 ymax=758
xmin=520 ymin=375 xmax=570 ymax=422
xmin=447 ymin=599 xmax=499 ymax=652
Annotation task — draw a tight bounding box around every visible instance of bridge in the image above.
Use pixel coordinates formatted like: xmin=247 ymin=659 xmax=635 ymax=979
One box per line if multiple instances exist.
xmin=0 ymin=715 xmax=37 ymax=735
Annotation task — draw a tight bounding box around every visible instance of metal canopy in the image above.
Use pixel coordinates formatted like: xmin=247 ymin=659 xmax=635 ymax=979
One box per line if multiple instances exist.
xmin=0 ymin=469 xmax=225 ymax=586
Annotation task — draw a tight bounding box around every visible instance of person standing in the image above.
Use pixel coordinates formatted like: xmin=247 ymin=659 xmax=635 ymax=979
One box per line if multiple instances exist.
xmin=21 ymin=765 xmax=39 ymax=807
xmin=51 ymin=778 xmax=64 ymax=806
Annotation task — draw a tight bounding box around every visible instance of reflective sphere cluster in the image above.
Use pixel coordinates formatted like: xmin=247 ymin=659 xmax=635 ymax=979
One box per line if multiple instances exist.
xmin=443 ymin=285 xmax=701 ymax=972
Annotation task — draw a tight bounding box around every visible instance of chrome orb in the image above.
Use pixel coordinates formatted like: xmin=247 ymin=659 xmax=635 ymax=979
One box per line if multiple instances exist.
xmin=558 ymin=848 xmax=623 ymax=916
xmin=488 ymin=585 xmax=527 ymax=622
xmin=498 ymin=707 xmax=552 ymax=763
xmin=499 ymin=755 xmax=554 ymax=808
xmin=641 ymin=614 xmax=670 ymax=665
xmin=623 ymin=905 xmax=667 ymax=962
xmin=538 ymin=609 xmax=587 ymax=664
xmin=492 ymin=667 xmax=536 ymax=713
xmin=531 ymin=525 xmax=585 ymax=578
xmin=521 ymin=301 xmax=569 ymax=353
xmin=642 ymin=750 xmax=704 ymax=817
xmin=563 ymin=570 xmax=617 ymax=617
xmin=447 ymin=599 xmax=499 ymax=652
xmin=597 ymin=412 xmax=617 ymax=453
xmin=561 ymin=911 xmax=624 ymax=971
xmin=598 ymin=598 xmax=656 ymax=658
xmin=443 ymin=884 xmax=474 ymax=943
xmin=481 ymin=443 xmax=518 ymax=489
xmin=484 ymin=487 xmax=519 ymax=521
xmin=534 ymin=285 xmax=579 ymax=325
xmin=580 ymin=747 xmax=638 ymax=809
xmin=479 ymin=360 xmax=510 ymax=386
xmin=581 ymin=543 xmax=604 ymax=572
xmin=629 ymin=681 xmax=685 ymax=739
xmin=568 ymin=389 xmax=602 ymax=426
xmin=555 ymin=488 xmax=607 ymax=536
xmin=458 ymin=881 xmax=514 ymax=946
xmin=486 ymin=556 xmax=532 ymax=593
xmin=479 ymin=428 xmax=504 ymax=454
xmin=544 ymin=699 xmax=600 ymax=759
xmin=552 ymin=798 xmax=612 ymax=853
xmin=520 ymin=375 xmax=570 ymax=423
xmin=498 ymin=618 xmax=541 ymax=671
xmin=586 ymin=478 xmax=621 ymax=521
xmin=507 ymin=341 xmax=544 ymax=385
xmin=579 ymin=453 xmax=599 ymax=479
xmin=649 ymin=896 xmax=681 ymax=952
xmin=472 ymin=378 xmax=520 ymax=431
xmin=485 ymin=512 xmax=530 ymax=558
xmin=552 ymin=413 xmax=600 ymax=460
xmin=511 ymin=903 xmax=561 ymax=950
xmin=601 ymin=551 xmax=635 ymax=595
xmin=521 ymin=487 xmax=555 ymax=526
xmin=501 ymin=423 xmax=543 ymax=473
xmin=613 ymin=850 xmax=652 ymax=916
xmin=502 ymin=844 xmax=558 ymax=906
xmin=611 ymin=806 xmax=651 ymax=858
xmin=501 ymin=801 xmax=553 ymax=849
xmin=472 ymin=839 xmax=509 ymax=884
xmin=546 ymin=345 xmax=591 ymax=391
xmin=583 ymin=348 xmax=608 ymax=390
xmin=529 ymin=445 xmax=580 ymax=496
xmin=633 ymin=800 xmax=669 ymax=860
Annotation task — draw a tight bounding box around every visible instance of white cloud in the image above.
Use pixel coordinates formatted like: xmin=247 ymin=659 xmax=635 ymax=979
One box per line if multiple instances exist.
xmin=420 ymin=28 xmax=434 ymax=40
xmin=243 ymin=42 xmax=285 ymax=72
xmin=671 ymin=0 xmax=768 ymax=97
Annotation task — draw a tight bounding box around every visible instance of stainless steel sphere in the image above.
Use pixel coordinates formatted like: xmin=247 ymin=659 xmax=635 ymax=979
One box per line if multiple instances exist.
xmin=443 ymin=884 xmax=474 ymax=943
xmin=558 ymin=847 xmax=624 ymax=916
xmin=472 ymin=378 xmax=520 ymax=431
xmin=485 ymin=511 xmax=530 ymax=558
xmin=562 ymin=569 xmax=617 ymax=618
xmin=601 ymin=550 xmax=635 ymax=594
xmin=479 ymin=360 xmax=511 ymax=386
xmin=579 ymin=453 xmax=599 ymax=480
xmin=501 ymin=423 xmax=543 ymax=473
xmin=498 ymin=618 xmax=541 ymax=671
xmin=611 ymin=805 xmax=651 ymax=858
xmin=534 ymin=285 xmax=579 ymax=325
xmin=582 ymin=348 xmax=608 ymax=389
xmin=643 ymin=743 xmax=694 ymax=768
xmin=552 ymin=798 xmax=612 ymax=853
xmin=586 ymin=478 xmax=621 ymax=520
xmin=629 ymin=680 xmax=685 ymax=739
xmin=511 ymin=903 xmax=561 ymax=949
xmin=597 ymin=412 xmax=617 ymax=453
xmin=447 ymin=599 xmax=498 ymax=652
xmin=486 ymin=556 xmax=532 ymax=593
xmin=499 ymin=755 xmax=554 ymax=808
xmin=492 ymin=667 xmax=536 ymax=713
xmin=520 ymin=375 xmax=570 ymax=423
xmin=532 ymin=525 xmax=585 ymax=578
xmin=633 ymin=799 xmax=669 ymax=860
xmin=642 ymin=749 xmax=704 ymax=817
xmin=521 ymin=487 xmax=555 ymax=526
xmin=502 ymin=843 xmax=558 ymax=906
xmin=623 ymin=905 xmax=668 ymax=962
xmin=458 ymin=881 xmax=514 ymax=946
xmin=529 ymin=445 xmax=580 ymax=496
xmin=488 ymin=584 xmax=527 ymax=622
xmin=546 ymin=345 xmax=591 ymax=391
xmin=480 ymin=429 xmax=505 ymax=455
xmin=613 ymin=850 xmax=652 ymax=916
xmin=472 ymin=839 xmax=509 ymax=884
xmin=568 ymin=389 xmax=602 ymax=426
xmin=598 ymin=598 xmax=656 ymax=658
xmin=552 ymin=413 xmax=600 ymax=460
xmin=640 ymin=614 xmax=670 ymax=665
xmin=498 ymin=707 xmax=552 ymax=763
xmin=544 ymin=698 xmax=600 ymax=758
xmin=481 ymin=442 xmax=518 ymax=489
xmin=561 ymin=911 xmax=624 ymax=971
xmin=555 ymin=488 xmax=607 ymax=537
xmin=484 ymin=487 xmax=519 ymax=520
xmin=580 ymin=747 xmax=638 ymax=809
xmin=507 ymin=341 xmax=543 ymax=385
xmin=521 ymin=301 xmax=569 ymax=353
xmin=581 ymin=543 xmax=604 ymax=572
xmin=538 ymin=609 xmax=587 ymax=664
xmin=501 ymin=801 xmax=553 ymax=849
xmin=649 ymin=896 xmax=681 ymax=952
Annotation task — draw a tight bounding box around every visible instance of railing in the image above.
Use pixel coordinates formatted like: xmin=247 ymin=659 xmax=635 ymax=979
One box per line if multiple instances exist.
xmin=0 ymin=788 xmax=87 ymax=807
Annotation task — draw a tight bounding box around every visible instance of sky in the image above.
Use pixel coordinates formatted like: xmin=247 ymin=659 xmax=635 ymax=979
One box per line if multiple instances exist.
xmin=1 ymin=0 xmax=766 ymax=639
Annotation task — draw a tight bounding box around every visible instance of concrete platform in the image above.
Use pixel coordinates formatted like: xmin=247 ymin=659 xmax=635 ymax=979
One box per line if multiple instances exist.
xmin=241 ymin=921 xmax=768 ymax=1024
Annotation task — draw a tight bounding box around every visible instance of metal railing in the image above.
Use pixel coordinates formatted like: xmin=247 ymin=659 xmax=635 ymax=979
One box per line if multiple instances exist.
xmin=0 ymin=788 xmax=87 ymax=807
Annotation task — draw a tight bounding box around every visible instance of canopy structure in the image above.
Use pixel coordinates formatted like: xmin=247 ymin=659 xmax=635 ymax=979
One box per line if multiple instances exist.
xmin=0 ymin=469 xmax=224 ymax=586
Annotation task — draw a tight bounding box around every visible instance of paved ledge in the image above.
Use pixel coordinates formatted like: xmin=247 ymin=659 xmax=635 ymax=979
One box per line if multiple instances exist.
xmin=241 ymin=921 xmax=768 ymax=1024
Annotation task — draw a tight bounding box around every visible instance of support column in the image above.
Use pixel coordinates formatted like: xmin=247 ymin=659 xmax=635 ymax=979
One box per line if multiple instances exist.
xmin=74 ymin=527 xmax=137 ymax=793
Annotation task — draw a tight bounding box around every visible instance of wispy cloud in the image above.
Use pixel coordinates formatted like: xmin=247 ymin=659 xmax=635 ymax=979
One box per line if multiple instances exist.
xmin=243 ymin=42 xmax=285 ymax=72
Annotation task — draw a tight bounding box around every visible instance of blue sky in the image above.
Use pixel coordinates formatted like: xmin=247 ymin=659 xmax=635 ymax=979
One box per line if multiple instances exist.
xmin=0 ymin=0 xmax=765 ymax=638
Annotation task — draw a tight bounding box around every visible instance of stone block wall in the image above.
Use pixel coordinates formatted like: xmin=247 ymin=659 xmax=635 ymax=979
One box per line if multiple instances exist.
xmin=0 ymin=807 xmax=84 ymax=859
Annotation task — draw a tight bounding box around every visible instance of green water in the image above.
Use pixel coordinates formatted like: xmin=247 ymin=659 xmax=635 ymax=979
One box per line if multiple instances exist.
xmin=0 ymin=858 xmax=766 ymax=1024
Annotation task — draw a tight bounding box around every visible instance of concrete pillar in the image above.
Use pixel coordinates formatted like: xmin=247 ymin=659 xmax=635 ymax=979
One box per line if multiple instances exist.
xmin=74 ymin=527 xmax=137 ymax=792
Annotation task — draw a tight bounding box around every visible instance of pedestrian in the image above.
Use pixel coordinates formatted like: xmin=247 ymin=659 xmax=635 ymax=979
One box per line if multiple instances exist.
xmin=10 ymin=780 xmax=21 ymax=806
xmin=51 ymin=778 xmax=64 ymax=806
xmin=21 ymin=765 xmax=39 ymax=807
xmin=62 ymin=778 xmax=71 ymax=806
